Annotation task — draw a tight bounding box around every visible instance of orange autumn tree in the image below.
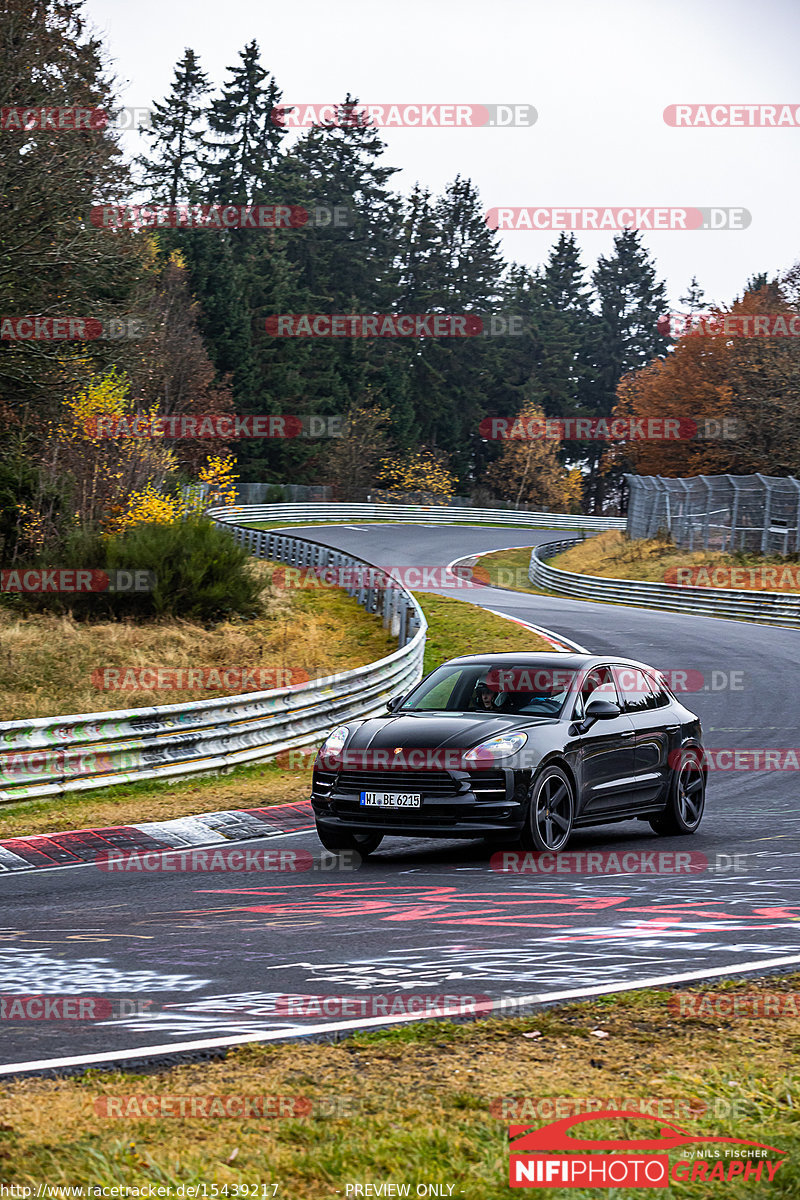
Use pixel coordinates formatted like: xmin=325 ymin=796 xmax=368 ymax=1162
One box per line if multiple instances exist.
xmin=606 ymin=281 xmax=800 ymax=477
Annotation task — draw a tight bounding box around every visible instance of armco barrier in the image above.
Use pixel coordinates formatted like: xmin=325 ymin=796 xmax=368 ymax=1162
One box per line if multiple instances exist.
xmin=529 ymin=539 xmax=800 ymax=628
xmin=205 ymin=501 xmax=625 ymax=531
xmin=0 ymin=526 xmax=427 ymax=804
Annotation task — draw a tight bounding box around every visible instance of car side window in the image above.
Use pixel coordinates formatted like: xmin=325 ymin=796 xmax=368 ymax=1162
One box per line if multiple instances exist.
xmin=615 ymin=666 xmax=656 ymax=714
xmin=645 ymin=672 xmax=671 ymax=708
xmin=573 ymin=666 xmax=618 ymax=719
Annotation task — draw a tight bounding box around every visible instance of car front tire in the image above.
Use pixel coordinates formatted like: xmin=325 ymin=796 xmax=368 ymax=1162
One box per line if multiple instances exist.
xmin=521 ymin=764 xmax=575 ymax=851
xmin=315 ymin=823 xmax=384 ymax=857
xmin=649 ymin=750 xmax=706 ymax=836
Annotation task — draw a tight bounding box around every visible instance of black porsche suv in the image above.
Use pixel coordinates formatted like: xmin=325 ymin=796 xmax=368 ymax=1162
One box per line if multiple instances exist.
xmin=311 ymin=652 xmax=706 ymax=857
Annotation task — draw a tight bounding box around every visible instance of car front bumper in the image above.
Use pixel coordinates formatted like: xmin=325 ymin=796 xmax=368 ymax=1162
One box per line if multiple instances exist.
xmin=310 ymin=766 xmax=528 ymax=838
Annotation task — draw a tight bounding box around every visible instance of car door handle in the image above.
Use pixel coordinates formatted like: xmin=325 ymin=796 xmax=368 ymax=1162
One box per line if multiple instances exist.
xmin=666 ymin=725 xmax=679 ymax=733
xmin=620 ymin=730 xmax=635 ymax=739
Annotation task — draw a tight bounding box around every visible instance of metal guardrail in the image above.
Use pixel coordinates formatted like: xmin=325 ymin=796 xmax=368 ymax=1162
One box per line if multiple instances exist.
xmin=208 ymin=501 xmax=626 ymax=531
xmin=0 ymin=526 xmax=427 ymax=805
xmin=529 ymin=539 xmax=800 ymax=628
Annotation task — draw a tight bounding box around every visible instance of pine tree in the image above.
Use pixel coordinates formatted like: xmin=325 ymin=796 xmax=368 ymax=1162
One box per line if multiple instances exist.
xmin=280 ymin=101 xmax=401 ymax=308
xmin=534 ymin=233 xmax=596 ymax=419
xmin=429 ymin=175 xmax=505 ymax=309
xmin=405 ymin=176 xmax=506 ymax=479
xmin=135 ymin=48 xmax=210 ymax=205
xmin=203 ymin=40 xmax=286 ymax=203
xmin=679 ymin=275 xmax=707 ymax=313
xmin=250 ymin=103 xmax=405 ymax=482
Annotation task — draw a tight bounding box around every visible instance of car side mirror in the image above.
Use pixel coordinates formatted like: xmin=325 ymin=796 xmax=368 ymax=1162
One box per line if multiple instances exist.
xmin=386 ymin=695 xmax=404 ymax=712
xmin=584 ymin=697 xmax=621 ymax=723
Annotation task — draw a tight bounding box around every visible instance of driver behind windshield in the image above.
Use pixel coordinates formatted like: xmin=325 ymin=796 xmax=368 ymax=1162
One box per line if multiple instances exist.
xmin=471 ymin=681 xmax=497 ymax=711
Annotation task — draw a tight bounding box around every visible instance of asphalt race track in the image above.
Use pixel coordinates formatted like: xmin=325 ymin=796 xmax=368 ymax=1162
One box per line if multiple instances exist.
xmin=2 ymin=524 xmax=800 ymax=1075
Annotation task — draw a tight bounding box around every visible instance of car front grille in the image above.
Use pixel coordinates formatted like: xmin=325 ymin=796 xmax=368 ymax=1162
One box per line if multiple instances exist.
xmin=333 ymin=770 xmax=461 ymax=796
xmin=312 ymin=768 xmax=508 ymax=800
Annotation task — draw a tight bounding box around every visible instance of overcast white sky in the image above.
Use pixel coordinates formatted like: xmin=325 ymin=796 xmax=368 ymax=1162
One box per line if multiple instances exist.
xmin=85 ymin=0 xmax=800 ymax=307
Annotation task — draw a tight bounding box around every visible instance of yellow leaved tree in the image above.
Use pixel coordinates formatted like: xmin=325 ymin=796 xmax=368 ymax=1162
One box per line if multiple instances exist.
xmin=46 ymin=368 xmax=178 ymax=534
xmin=198 ymin=453 xmax=239 ymax=507
xmin=376 ymin=448 xmax=456 ymax=504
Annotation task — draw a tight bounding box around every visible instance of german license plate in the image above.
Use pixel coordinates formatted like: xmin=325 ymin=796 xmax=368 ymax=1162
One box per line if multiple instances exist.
xmin=360 ymin=791 xmax=422 ymax=808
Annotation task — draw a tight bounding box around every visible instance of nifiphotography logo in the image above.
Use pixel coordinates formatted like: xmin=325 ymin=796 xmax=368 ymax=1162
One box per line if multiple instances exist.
xmin=507 ymin=1111 xmax=788 ymax=1188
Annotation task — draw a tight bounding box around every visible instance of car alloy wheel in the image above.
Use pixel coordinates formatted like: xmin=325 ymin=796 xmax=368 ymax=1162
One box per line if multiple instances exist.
xmin=523 ymin=765 xmax=574 ymax=851
xmin=650 ymin=751 xmax=705 ymax=835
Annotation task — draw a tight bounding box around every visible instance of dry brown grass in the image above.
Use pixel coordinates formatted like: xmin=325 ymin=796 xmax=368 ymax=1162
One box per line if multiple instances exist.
xmin=552 ymin=530 xmax=799 ymax=587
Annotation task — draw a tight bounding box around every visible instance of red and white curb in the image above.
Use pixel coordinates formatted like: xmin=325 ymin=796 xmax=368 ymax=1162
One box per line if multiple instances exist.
xmin=0 ymin=801 xmax=314 ymax=873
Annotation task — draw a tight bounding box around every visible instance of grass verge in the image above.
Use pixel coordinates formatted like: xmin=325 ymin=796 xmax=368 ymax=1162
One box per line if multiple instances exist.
xmin=1 ymin=977 xmax=798 ymax=1196
xmin=467 ymin=545 xmax=552 ymax=595
xmin=414 ymin=592 xmax=553 ymax=673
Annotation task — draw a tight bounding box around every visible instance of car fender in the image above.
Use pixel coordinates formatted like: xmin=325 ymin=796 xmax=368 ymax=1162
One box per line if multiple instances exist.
xmin=527 ymin=752 xmax=579 ymax=802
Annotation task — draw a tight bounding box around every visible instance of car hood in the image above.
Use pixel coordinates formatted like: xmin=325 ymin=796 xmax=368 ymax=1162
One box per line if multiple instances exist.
xmin=342 ymin=712 xmax=553 ymax=752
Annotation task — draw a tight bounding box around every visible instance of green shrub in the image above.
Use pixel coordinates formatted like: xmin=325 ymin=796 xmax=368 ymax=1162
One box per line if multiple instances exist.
xmin=5 ymin=517 xmax=265 ymax=624
xmin=105 ymin=516 xmax=265 ymax=623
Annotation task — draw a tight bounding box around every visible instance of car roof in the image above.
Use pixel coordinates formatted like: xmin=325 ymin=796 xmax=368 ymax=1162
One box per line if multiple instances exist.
xmin=442 ymin=652 xmax=659 ymax=672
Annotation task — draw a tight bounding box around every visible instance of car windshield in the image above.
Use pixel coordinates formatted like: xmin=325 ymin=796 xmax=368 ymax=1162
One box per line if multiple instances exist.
xmin=400 ymin=663 xmax=578 ymax=717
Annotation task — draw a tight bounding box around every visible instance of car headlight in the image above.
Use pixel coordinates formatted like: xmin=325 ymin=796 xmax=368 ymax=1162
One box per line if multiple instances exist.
xmin=463 ymin=732 xmax=528 ymax=764
xmin=319 ymin=725 xmax=349 ymax=756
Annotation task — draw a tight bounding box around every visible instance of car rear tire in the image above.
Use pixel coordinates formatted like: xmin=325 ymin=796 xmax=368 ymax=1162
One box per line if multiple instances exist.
xmin=521 ymin=765 xmax=574 ymax=851
xmin=315 ymin=824 xmax=384 ymax=857
xmin=649 ymin=750 xmax=705 ymax=836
